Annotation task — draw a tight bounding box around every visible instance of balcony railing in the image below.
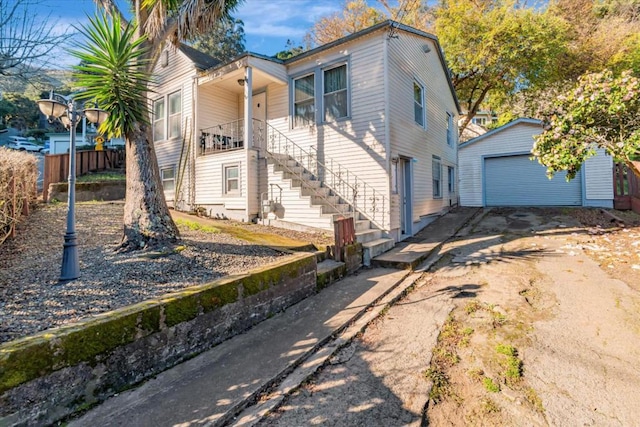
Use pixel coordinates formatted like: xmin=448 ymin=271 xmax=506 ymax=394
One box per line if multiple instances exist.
xmin=200 ymin=119 xmax=244 ymax=155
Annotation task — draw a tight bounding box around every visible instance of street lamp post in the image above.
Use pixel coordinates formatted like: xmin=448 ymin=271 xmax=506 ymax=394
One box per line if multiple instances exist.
xmin=37 ymin=92 xmax=108 ymax=282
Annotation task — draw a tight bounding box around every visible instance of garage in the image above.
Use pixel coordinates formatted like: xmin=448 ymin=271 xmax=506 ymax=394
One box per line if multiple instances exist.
xmin=458 ymin=118 xmax=613 ymax=208
xmin=484 ymin=155 xmax=582 ymax=206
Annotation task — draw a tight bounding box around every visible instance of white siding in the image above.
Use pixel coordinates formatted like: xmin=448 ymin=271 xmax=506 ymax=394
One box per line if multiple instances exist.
xmin=197 ymin=85 xmax=240 ymax=131
xmin=267 ymin=33 xmax=390 ymax=229
xmin=194 ymin=150 xmax=247 ymax=220
xmin=459 ymin=122 xmax=542 ymax=207
xmin=152 ymin=48 xmax=197 ymax=205
xmin=387 ymin=32 xmax=459 ymax=223
xmin=585 ymin=148 xmax=614 ymax=204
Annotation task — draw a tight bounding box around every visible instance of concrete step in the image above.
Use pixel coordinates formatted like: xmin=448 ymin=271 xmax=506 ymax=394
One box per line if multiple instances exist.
xmin=355 ymin=228 xmax=382 ymax=244
xmin=311 ymin=194 xmax=340 ymax=206
xmin=320 ymin=203 xmax=351 ymax=215
xmin=355 ymin=219 xmax=371 ymax=232
xmin=316 ymin=259 xmax=346 ymax=290
xmin=302 ymin=186 xmax=330 ymax=197
xmin=362 ymin=237 xmax=395 ymax=267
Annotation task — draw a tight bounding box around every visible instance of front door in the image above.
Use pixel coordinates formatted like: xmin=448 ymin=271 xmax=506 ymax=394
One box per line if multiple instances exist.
xmin=252 ymin=92 xmax=266 ymax=149
xmin=399 ymin=157 xmax=413 ymax=237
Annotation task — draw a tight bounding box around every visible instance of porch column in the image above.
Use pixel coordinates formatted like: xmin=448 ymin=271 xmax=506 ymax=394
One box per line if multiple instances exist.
xmin=243 ymin=66 xmax=253 ymax=148
xmin=243 ymin=66 xmax=256 ymax=222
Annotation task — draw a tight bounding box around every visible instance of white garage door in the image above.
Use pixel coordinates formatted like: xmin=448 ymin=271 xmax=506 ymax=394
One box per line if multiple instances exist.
xmin=485 ymin=155 xmax=582 ymax=206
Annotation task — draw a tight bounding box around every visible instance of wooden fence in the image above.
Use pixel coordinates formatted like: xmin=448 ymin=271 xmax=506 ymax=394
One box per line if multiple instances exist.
xmin=43 ymin=149 xmax=125 ymax=202
xmin=613 ymin=162 xmax=640 ymax=213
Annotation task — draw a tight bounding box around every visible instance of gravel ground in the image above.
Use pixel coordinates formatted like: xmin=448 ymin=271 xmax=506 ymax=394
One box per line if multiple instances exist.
xmin=0 ymin=202 xmax=332 ymax=344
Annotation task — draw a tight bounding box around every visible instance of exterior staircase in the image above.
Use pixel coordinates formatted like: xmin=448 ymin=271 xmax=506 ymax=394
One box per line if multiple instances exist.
xmin=260 ymin=124 xmax=395 ymax=266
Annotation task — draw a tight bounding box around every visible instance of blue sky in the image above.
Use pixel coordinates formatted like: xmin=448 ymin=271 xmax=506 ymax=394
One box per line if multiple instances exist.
xmin=43 ymin=0 xmax=347 ymax=68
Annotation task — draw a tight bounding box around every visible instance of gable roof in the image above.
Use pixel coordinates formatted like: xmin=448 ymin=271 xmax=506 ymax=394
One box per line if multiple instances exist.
xmin=178 ymin=21 xmax=460 ymax=114
xmin=178 ymin=44 xmax=221 ymax=70
xmin=285 ymin=20 xmax=460 ymax=113
xmin=458 ymin=118 xmax=542 ymax=149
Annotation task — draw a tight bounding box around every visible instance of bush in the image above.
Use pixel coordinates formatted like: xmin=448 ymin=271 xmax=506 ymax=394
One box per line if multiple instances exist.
xmin=0 ymin=147 xmax=37 ymax=244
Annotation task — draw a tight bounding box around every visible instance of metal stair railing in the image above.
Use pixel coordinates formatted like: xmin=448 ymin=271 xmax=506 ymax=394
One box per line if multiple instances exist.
xmin=263 ymin=122 xmax=388 ymax=230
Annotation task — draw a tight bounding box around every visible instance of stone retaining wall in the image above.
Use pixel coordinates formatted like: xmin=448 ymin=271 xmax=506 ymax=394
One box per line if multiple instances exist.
xmin=0 ymin=252 xmax=316 ymax=426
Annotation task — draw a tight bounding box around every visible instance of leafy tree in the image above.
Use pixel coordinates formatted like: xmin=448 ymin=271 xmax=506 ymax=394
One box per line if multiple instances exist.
xmin=0 ymin=0 xmax=68 ymax=81
xmin=533 ymin=70 xmax=640 ymax=180
xmin=304 ymin=0 xmax=386 ymax=47
xmin=0 ymin=93 xmax=40 ymax=130
xmin=434 ymin=0 xmax=569 ymax=134
xmin=70 ymin=0 xmax=240 ymax=251
xmin=274 ymin=39 xmax=305 ymax=60
xmin=190 ymin=16 xmax=245 ymax=62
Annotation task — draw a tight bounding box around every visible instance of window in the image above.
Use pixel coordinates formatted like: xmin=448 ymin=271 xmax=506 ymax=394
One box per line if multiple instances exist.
xmin=153 ymin=98 xmax=165 ymax=142
xmin=447 ymin=112 xmax=454 ymax=146
xmin=160 ymin=167 xmax=175 ymax=193
xmin=153 ymin=90 xmax=181 ymax=141
xmin=324 ymin=64 xmax=348 ymax=121
xmin=414 ymin=81 xmax=425 ymax=127
xmin=448 ymin=166 xmax=455 ymax=193
xmin=168 ymin=91 xmax=182 ymax=139
xmin=294 ymin=74 xmax=315 ymax=127
xmin=432 ymin=156 xmax=442 ymax=198
xmin=224 ymin=164 xmax=240 ymax=194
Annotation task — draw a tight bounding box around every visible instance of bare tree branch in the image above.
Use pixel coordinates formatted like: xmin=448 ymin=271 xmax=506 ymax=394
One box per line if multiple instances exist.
xmin=0 ymin=0 xmax=69 ymax=81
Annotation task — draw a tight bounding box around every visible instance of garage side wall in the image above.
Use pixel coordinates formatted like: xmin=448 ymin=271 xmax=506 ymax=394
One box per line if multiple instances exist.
xmin=584 ymin=148 xmax=614 ymax=208
xmin=459 ymin=123 xmax=543 ymax=207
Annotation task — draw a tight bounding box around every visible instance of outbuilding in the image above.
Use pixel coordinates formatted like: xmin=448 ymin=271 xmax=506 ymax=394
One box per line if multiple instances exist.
xmin=459 ymin=118 xmax=613 ymax=208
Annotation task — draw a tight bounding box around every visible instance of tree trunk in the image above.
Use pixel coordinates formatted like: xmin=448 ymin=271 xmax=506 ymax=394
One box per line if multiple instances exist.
xmin=629 ymin=160 xmax=640 ymax=179
xmin=120 ymin=121 xmax=180 ymax=251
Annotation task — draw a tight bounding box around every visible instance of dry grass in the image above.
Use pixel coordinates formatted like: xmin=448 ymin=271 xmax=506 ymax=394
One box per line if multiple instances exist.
xmin=0 ymin=148 xmax=37 ymax=244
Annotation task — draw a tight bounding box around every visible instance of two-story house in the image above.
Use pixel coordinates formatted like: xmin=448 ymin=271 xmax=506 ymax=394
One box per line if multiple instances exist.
xmin=152 ymin=21 xmax=460 ymax=262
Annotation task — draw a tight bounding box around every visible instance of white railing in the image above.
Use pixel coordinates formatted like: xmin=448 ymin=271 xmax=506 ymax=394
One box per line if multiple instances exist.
xmin=264 ymin=122 xmax=388 ymax=230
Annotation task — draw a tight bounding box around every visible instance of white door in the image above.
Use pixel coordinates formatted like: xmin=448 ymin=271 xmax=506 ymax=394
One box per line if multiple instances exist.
xmin=252 ymin=92 xmax=266 ymax=149
xmin=399 ymin=158 xmax=413 ymax=236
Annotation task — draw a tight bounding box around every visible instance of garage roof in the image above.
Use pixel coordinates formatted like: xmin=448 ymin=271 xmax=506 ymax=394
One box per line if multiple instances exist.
xmin=459 ymin=118 xmax=542 ymax=149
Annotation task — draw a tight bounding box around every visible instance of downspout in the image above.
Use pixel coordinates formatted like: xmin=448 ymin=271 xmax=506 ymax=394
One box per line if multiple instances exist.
xmin=243 ymin=66 xmax=253 ymax=221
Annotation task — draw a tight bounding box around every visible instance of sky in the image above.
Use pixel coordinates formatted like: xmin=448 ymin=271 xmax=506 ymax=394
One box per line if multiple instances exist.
xmin=42 ymin=0 xmax=347 ymax=68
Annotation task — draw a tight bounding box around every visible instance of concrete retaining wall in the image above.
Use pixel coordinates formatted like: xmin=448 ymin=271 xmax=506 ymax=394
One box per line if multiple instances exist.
xmin=0 ymin=253 xmax=316 ymax=426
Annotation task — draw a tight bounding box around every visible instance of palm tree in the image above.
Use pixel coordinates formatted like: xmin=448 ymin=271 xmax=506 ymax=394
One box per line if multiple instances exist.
xmin=70 ymin=0 xmax=241 ymax=251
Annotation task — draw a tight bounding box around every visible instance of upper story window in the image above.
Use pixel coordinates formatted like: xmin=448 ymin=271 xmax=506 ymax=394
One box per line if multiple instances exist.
xmin=292 ymin=61 xmax=350 ymax=128
xmin=447 ymin=112 xmax=455 ymax=146
xmin=414 ymin=81 xmax=425 ymax=128
xmin=153 ymin=90 xmax=181 ymax=142
xmin=153 ymin=98 xmax=165 ymax=142
xmin=324 ymin=64 xmax=348 ymax=122
xmin=294 ymin=74 xmax=315 ymax=128
xmin=168 ymin=91 xmax=182 ymax=139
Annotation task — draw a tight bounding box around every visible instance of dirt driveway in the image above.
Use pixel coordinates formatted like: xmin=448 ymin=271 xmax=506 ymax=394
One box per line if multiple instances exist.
xmin=259 ymin=208 xmax=640 ymax=426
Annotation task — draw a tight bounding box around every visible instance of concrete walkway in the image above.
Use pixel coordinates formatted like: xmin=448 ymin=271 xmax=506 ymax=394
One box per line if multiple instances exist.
xmin=70 ymin=208 xmax=480 ymax=427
